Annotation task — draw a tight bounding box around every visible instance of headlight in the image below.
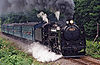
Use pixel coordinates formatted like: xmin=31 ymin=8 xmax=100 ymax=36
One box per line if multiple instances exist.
xmin=70 ymin=20 xmax=74 ymax=24
xmin=66 ymin=21 xmax=69 ymax=24
xmin=66 ymin=20 xmax=74 ymax=24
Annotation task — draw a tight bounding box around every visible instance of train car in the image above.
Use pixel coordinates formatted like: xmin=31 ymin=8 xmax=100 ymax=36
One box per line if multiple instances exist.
xmin=1 ymin=20 xmax=86 ymax=57
xmin=1 ymin=23 xmax=37 ymax=41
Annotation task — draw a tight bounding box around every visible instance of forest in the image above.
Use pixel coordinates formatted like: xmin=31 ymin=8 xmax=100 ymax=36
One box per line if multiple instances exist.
xmin=74 ymin=0 xmax=100 ymax=39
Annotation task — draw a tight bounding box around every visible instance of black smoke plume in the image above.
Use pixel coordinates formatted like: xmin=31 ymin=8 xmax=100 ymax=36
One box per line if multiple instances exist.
xmin=0 ymin=0 xmax=75 ymax=20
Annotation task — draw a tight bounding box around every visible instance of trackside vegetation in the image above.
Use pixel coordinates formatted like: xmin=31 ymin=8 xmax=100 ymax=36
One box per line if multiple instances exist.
xmin=0 ymin=37 xmax=33 ymax=65
xmin=86 ymin=40 xmax=100 ymax=58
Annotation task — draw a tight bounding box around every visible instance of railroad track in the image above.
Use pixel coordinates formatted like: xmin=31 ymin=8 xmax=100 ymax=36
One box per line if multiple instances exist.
xmin=68 ymin=56 xmax=100 ymax=65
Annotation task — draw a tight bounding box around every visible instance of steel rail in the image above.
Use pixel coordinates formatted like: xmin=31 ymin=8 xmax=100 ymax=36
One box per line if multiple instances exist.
xmin=68 ymin=57 xmax=100 ymax=65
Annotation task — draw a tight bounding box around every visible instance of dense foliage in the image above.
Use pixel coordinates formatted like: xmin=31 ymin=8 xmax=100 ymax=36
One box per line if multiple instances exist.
xmin=74 ymin=0 xmax=100 ymax=38
xmin=86 ymin=40 xmax=100 ymax=58
xmin=0 ymin=10 xmax=41 ymax=24
xmin=0 ymin=38 xmax=33 ymax=65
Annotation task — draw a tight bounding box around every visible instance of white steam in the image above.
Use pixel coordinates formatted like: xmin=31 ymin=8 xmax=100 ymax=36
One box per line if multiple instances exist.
xmin=28 ymin=42 xmax=62 ymax=62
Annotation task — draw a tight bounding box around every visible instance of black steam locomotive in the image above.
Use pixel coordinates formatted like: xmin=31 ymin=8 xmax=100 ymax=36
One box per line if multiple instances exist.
xmin=1 ymin=19 xmax=86 ymax=57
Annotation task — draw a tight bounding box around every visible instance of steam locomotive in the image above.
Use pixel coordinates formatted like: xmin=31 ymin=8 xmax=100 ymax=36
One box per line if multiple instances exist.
xmin=1 ymin=19 xmax=86 ymax=57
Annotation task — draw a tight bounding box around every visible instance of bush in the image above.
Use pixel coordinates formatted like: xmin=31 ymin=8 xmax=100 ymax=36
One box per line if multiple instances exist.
xmin=86 ymin=40 xmax=100 ymax=58
xmin=0 ymin=38 xmax=33 ymax=65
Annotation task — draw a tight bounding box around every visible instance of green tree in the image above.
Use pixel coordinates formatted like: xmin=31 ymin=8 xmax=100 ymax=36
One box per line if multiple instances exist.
xmin=74 ymin=0 xmax=100 ymax=38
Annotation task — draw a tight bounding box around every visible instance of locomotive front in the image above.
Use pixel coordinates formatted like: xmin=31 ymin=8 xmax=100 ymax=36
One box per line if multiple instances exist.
xmin=60 ymin=20 xmax=86 ymax=57
xmin=50 ymin=20 xmax=86 ymax=57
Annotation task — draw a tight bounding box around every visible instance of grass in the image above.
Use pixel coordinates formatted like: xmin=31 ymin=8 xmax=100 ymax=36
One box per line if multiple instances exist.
xmin=86 ymin=40 xmax=100 ymax=58
xmin=0 ymin=37 xmax=33 ymax=65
